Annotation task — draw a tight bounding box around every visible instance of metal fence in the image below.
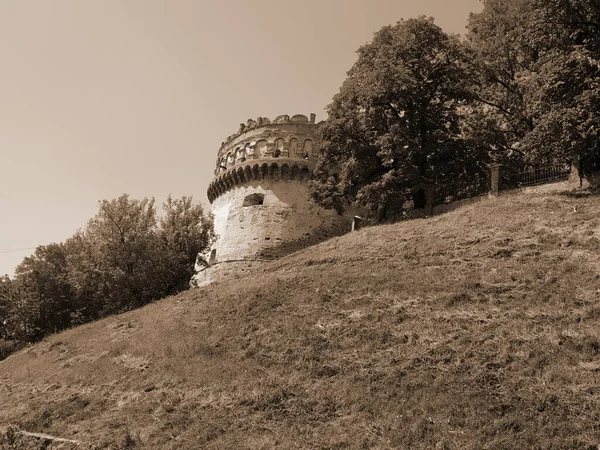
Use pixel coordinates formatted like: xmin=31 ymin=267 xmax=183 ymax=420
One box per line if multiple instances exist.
xmin=435 ymin=173 xmax=490 ymax=205
xmin=517 ymin=164 xmax=571 ymax=187
xmin=390 ymin=162 xmax=574 ymax=221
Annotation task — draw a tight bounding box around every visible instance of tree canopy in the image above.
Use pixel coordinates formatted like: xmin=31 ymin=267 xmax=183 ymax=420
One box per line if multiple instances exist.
xmin=313 ymin=2 xmax=600 ymax=218
xmin=466 ymin=0 xmax=600 ymax=169
xmin=311 ymin=17 xmax=489 ymax=219
xmin=0 ymin=194 xmax=214 ymax=359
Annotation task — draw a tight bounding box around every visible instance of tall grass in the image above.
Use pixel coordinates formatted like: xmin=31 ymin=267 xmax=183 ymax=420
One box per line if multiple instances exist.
xmin=2 ymin=188 xmax=600 ymax=449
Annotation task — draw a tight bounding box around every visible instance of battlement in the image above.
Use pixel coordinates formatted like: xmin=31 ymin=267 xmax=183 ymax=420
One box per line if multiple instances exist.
xmin=213 ymin=113 xmax=323 ymax=180
xmin=207 ymin=158 xmax=315 ymax=203
xmin=220 ymin=113 xmax=318 ymax=149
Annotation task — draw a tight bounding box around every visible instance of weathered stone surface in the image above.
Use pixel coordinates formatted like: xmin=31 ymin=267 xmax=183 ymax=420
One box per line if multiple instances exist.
xmin=192 ymin=114 xmax=354 ymax=286
xmin=290 ymin=114 xmax=309 ymax=123
xmin=213 ymin=119 xmax=322 ymax=176
xmin=210 ymin=179 xmax=347 ymax=260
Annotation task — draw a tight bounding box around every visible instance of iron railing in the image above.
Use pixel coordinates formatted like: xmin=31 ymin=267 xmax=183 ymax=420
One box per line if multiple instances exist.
xmin=435 ymin=173 xmax=490 ymax=205
xmin=389 ymin=162 xmax=574 ymax=221
xmin=517 ymin=164 xmax=571 ymax=187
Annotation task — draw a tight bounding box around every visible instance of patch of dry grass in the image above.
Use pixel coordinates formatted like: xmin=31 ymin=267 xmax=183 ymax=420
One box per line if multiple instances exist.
xmin=2 ymin=187 xmax=600 ymax=449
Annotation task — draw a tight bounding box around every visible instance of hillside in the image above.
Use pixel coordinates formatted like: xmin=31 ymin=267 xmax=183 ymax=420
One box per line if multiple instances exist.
xmin=2 ymin=186 xmax=600 ymax=449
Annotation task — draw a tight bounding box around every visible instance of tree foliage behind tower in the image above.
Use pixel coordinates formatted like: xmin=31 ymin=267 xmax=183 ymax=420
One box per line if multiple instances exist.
xmin=311 ymin=17 xmax=489 ymax=220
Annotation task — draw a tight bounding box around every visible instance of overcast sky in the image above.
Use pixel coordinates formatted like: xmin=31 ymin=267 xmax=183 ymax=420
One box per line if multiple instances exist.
xmin=0 ymin=0 xmax=483 ymax=276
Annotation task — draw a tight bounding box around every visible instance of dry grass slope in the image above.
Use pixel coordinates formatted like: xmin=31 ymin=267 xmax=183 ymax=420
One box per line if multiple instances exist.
xmin=2 ymin=187 xmax=600 ymax=449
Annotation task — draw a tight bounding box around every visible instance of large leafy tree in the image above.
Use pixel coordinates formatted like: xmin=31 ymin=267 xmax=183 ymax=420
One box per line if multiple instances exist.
xmin=0 ymin=194 xmax=214 ymax=360
xmin=466 ymin=0 xmax=600 ymax=172
xmin=311 ymin=17 xmax=487 ymax=220
xmin=66 ymin=195 xmax=160 ymax=315
xmin=66 ymin=194 xmax=214 ymax=315
xmin=463 ymin=0 xmax=534 ymax=167
xmin=0 ymin=275 xmax=16 ymax=348
xmin=0 ymin=275 xmax=21 ymax=358
xmin=525 ymin=0 xmax=600 ymax=172
xmin=0 ymin=275 xmax=12 ymax=334
xmin=0 ymin=271 xmax=49 ymax=352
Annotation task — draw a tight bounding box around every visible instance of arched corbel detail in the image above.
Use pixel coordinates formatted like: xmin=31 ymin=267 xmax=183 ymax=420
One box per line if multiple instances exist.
xmin=281 ymin=163 xmax=290 ymax=181
xmin=271 ymin=163 xmax=280 ymax=181
xmin=225 ymin=172 xmax=234 ymax=189
xmin=244 ymin=165 xmax=253 ymax=182
xmin=236 ymin=167 xmax=245 ymax=183
xmin=217 ymin=178 xmax=226 ymax=194
xmin=260 ymin=163 xmax=269 ymax=179
xmin=291 ymin=165 xmax=300 ymax=180
xmin=231 ymin=169 xmax=240 ymax=185
xmin=300 ymin=166 xmax=311 ymax=181
xmin=220 ymin=174 xmax=228 ymax=190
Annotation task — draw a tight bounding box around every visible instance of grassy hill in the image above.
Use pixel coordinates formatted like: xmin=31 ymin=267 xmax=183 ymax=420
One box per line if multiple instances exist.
xmin=2 ymin=186 xmax=600 ymax=449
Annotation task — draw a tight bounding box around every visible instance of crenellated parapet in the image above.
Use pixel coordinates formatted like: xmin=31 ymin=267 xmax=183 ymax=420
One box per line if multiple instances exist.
xmin=207 ymin=158 xmax=315 ymax=203
xmin=213 ymin=113 xmax=323 ymax=181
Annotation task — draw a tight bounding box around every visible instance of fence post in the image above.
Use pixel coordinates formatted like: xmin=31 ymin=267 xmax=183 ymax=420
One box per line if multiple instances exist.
xmin=570 ymin=156 xmax=583 ymax=187
xmin=425 ymin=184 xmax=435 ymax=215
xmin=489 ymin=164 xmax=502 ymax=196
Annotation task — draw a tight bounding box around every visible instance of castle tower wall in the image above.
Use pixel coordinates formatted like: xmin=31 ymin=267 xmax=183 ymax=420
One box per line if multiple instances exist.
xmin=211 ymin=178 xmax=347 ymax=262
xmin=192 ymin=113 xmax=351 ymax=285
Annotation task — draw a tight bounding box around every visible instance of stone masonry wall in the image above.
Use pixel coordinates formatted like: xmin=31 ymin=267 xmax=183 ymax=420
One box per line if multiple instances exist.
xmin=211 ymin=178 xmax=349 ymax=262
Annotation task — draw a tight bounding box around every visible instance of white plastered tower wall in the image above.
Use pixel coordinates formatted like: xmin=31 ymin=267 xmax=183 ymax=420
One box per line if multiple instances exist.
xmin=191 ymin=113 xmax=352 ymax=285
xmin=210 ymin=179 xmax=348 ymax=261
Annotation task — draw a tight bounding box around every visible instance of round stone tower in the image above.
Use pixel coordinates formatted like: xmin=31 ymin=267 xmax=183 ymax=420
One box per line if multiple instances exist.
xmin=192 ymin=113 xmax=351 ymax=285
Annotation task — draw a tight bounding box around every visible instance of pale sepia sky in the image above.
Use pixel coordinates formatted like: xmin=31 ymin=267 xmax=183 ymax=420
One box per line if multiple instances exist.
xmin=0 ymin=0 xmax=483 ymax=276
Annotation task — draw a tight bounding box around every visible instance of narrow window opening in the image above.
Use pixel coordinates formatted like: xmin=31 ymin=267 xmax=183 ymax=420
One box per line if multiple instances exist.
xmin=243 ymin=193 xmax=265 ymax=206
